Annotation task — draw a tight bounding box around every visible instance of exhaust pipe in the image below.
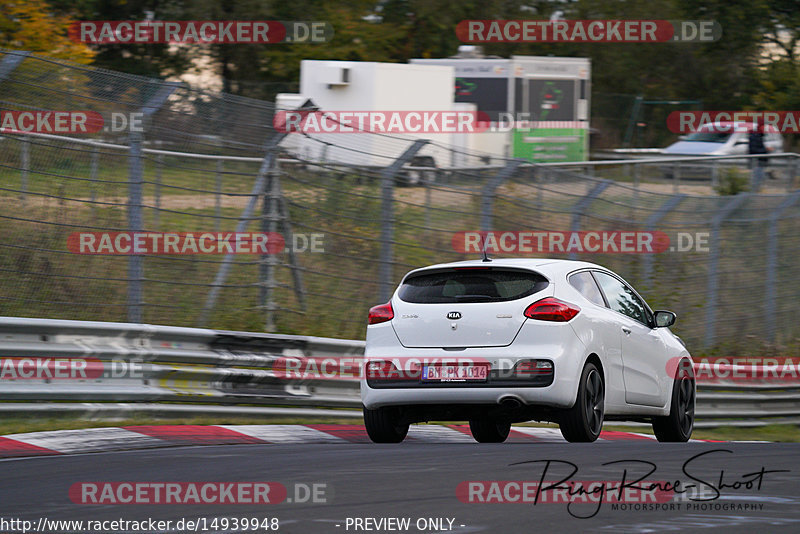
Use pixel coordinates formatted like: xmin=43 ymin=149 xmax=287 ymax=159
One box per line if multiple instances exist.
xmin=499 ymin=396 xmax=522 ymax=409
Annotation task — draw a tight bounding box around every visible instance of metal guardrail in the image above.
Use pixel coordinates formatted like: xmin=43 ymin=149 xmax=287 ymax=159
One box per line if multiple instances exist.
xmin=8 ymin=130 xmax=797 ymax=169
xmin=0 ymin=316 xmax=363 ymax=409
xmin=0 ymin=317 xmax=797 ymax=428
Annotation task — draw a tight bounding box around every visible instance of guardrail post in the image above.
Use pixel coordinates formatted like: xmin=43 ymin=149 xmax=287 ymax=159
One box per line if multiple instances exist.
xmin=641 ymin=195 xmax=685 ymax=289
xmin=632 ymin=163 xmax=641 ymax=222
xmin=536 ymin=167 xmax=544 ymax=213
xmin=378 ymin=140 xmax=428 ymax=302
xmin=260 ymin=160 xmax=280 ymax=331
xmin=1 ymin=52 xmax=31 ymax=203
xmin=704 ymin=193 xmax=751 ymax=347
xmin=750 ymin=158 xmax=765 ymax=193
xmin=199 ymin=132 xmax=287 ymax=326
xmin=623 ymin=95 xmax=643 ymax=147
xmin=568 ymin=179 xmax=611 ymax=260
xmin=127 ymin=130 xmax=144 ymax=323
xmin=19 ymin=136 xmax=29 ymax=202
xmin=424 ymin=175 xmax=432 ymax=230
xmin=711 ymin=160 xmax=719 ymax=190
xmin=479 ymin=159 xmax=525 ymax=232
xmin=153 ymin=151 xmax=162 ymax=229
xmin=765 ymin=191 xmax=800 ymax=342
xmin=89 ymin=147 xmax=98 ymax=218
xmin=278 ymin=194 xmax=307 ymax=312
xmin=127 ymin=82 xmax=180 ymax=323
xmin=0 ymin=50 xmax=30 ymax=80
xmin=673 ymin=163 xmax=680 ymax=193
xmin=215 ymin=159 xmax=223 ymax=232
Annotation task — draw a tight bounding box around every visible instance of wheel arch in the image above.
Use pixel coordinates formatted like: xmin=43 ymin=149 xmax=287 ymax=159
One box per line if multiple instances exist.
xmin=585 ymin=353 xmax=604 ymax=382
xmin=666 ymin=355 xmax=695 ymax=414
xmin=567 ymin=352 xmax=605 ymax=408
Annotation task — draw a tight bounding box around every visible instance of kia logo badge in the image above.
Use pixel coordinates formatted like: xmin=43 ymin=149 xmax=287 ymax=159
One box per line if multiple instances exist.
xmin=447 ymin=311 xmax=462 ymax=320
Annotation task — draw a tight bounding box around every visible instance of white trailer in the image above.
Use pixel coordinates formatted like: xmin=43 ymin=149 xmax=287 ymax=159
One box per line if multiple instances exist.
xmin=278 ymin=56 xmax=590 ymax=167
xmin=278 ymin=60 xmax=478 ymax=168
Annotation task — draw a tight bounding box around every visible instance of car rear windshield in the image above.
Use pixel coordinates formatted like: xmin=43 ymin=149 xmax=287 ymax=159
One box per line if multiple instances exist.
xmin=398 ymin=268 xmax=549 ymax=304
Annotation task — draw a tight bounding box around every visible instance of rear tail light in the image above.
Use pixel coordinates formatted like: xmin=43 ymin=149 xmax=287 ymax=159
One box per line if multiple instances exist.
xmin=368 ymin=302 xmax=394 ymax=325
xmin=524 ymin=297 xmax=580 ymax=322
xmin=514 ymin=359 xmax=554 ymax=377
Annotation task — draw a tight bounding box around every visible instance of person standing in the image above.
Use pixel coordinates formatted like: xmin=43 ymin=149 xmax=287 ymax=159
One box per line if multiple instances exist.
xmin=748 ymin=122 xmax=769 ymax=191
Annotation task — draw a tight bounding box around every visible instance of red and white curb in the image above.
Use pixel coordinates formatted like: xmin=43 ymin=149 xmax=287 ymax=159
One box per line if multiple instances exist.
xmin=0 ymin=425 xmax=716 ymax=458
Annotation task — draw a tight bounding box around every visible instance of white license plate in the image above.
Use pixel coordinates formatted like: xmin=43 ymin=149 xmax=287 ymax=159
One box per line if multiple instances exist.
xmin=422 ymin=365 xmax=488 ymax=382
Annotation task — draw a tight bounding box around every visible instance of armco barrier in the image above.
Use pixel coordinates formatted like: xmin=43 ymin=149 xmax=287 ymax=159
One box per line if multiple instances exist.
xmin=0 ymin=317 xmax=797 ymax=428
xmin=0 ymin=317 xmax=363 ymax=409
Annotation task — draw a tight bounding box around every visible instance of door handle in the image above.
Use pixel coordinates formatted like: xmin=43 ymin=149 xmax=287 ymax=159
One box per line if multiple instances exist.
xmin=622 ymin=327 xmax=632 ymax=335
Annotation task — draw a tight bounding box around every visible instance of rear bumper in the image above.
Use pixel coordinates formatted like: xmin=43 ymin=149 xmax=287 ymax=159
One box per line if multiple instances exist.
xmin=361 ymin=384 xmax=571 ymax=409
xmin=361 ymin=320 xmax=587 ymax=409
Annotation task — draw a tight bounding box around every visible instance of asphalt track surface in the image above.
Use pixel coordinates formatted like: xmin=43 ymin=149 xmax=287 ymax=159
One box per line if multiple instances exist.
xmin=0 ymin=432 xmax=798 ymax=534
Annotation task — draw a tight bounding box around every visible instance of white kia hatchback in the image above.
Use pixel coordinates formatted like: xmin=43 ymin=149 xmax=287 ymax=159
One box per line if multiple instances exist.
xmin=362 ymin=258 xmax=695 ymax=443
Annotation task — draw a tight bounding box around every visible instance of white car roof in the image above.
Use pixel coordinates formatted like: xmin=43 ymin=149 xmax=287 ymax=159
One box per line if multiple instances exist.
xmin=403 ymin=258 xmax=610 ymax=280
xmin=696 ymin=121 xmax=781 ymax=134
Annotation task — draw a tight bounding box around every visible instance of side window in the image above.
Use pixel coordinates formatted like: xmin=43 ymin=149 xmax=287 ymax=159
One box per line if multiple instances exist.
xmin=568 ymin=271 xmax=606 ymax=307
xmin=592 ymin=272 xmax=648 ymax=325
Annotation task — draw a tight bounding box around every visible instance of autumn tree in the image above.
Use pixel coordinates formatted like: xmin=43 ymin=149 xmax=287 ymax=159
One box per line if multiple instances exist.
xmin=0 ymin=0 xmax=94 ymax=63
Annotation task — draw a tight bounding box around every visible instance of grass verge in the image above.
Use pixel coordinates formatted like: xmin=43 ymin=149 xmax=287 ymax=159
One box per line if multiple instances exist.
xmin=601 ymin=423 xmax=800 ymax=442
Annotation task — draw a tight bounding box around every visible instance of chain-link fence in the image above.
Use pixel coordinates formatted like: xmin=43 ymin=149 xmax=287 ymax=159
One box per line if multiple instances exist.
xmin=592 ymin=92 xmax=704 ymax=149
xmin=2 ymin=49 xmax=800 ymax=349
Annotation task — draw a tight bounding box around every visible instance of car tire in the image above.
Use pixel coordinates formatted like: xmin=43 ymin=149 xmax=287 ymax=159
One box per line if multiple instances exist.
xmin=560 ymin=362 xmax=604 ymax=443
xmin=469 ymin=417 xmax=511 ymax=443
xmin=653 ymin=369 xmax=695 ymax=442
xmin=363 ymin=406 xmax=409 ymax=443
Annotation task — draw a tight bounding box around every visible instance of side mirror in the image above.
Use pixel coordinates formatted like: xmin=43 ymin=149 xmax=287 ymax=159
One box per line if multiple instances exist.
xmin=654 ymin=310 xmax=676 ymax=328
